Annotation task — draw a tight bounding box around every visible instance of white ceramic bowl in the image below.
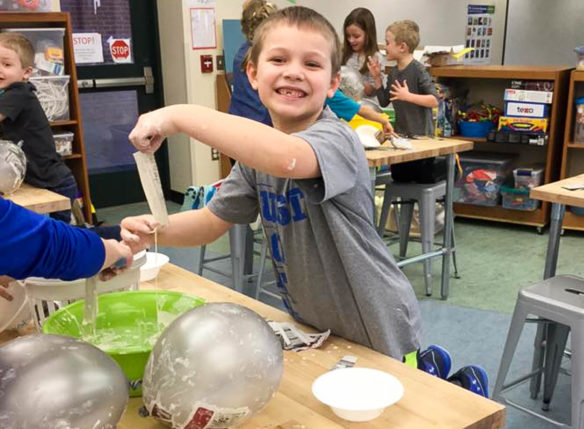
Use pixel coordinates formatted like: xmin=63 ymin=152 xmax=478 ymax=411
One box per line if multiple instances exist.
xmin=140 ymin=251 xmax=169 ymax=282
xmin=312 ymin=367 xmax=404 ymax=422
xmin=0 ymin=281 xmax=31 ymax=332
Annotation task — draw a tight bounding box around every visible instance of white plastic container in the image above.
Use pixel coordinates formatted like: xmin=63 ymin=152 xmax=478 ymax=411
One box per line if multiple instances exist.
xmin=29 ymin=75 xmax=70 ymax=121
xmin=24 ymin=251 xmax=146 ymax=331
xmin=53 ymin=131 xmax=74 ymax=156
xmin=2 ymin=28 xmax=64 ymax=75
xmin=513 ymin=167 xmax=544 ymax=190
xmin=0 ymin=281 xmax=31 ymax=333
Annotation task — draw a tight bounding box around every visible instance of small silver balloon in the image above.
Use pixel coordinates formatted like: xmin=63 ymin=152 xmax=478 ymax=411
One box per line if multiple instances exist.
xmin=0 ymin=334 xmax=129 ymax=429
xmin=0 ymin=140 xmax=26 ymax=196
xmin=143 ymin=303 xmax=283 ymax=428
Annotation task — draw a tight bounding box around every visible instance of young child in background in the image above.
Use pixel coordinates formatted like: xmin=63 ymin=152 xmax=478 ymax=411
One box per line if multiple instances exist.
xmin=122 ymin=6 xmax=422 ymax=361
xmin=368 ymin=19 xmax=440 ymax=182
xmin=341 ymin=7 xmax=385 ymax=108
xmin=368 ymin=20 xmax=438 ymax=135
xmin=0 ymin=33 xmax=76 ymax=224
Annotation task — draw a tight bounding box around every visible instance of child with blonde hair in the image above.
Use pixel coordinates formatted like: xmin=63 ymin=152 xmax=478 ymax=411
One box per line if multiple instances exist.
xmin=122 ymin=6 xmax=421 ymax=360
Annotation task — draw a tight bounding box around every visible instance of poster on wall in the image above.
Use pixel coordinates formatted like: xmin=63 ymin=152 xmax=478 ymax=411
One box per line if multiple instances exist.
xmin=464 ymin=4 xmax=495 ymax=64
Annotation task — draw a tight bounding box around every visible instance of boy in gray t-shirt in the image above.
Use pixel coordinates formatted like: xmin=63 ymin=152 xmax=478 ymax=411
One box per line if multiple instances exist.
xmin=368 ymin=20 xmax=439 ymax=136
xmin=121 ymin=6 xmax=421 ymax=359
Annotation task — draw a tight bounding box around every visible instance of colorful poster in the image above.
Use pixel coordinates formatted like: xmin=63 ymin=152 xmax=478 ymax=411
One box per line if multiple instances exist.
xmin=465 ymin=4 xmax=495 ymax=64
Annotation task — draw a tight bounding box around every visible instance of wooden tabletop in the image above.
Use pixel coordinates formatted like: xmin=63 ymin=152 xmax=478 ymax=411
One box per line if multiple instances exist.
xmin=366 ymin=138 xmax=474 ymax=168
xmin=530 ymin=174 xmax=584 ymax=208
xmin=4 ymin=183 xmax=70 ymax=214
xmin=115 ymin=264 xmax=505 ymax=429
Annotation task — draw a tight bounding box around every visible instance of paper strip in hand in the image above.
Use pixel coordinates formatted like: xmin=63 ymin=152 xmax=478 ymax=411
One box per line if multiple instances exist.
xmin=133 ymin=152 xmax=169 ymax=226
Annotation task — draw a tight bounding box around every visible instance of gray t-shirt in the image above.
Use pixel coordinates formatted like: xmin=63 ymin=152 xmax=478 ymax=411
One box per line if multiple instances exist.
xmin=375 ymin=59 xmax=438 ymax=136
xmin=207 ymin=108 xmax=421 ymax=358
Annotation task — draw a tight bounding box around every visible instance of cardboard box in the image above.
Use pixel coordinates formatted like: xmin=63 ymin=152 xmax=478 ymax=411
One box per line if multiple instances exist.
xmin=504 ymin=89 xmax=553 ymax=104
xmin=424 ymin=45 xmax=471 ymax=67
xmin=504 ymin=101 xmax=549 ymax=118
xmin=498 ymin=117 xmax=548 ymax=133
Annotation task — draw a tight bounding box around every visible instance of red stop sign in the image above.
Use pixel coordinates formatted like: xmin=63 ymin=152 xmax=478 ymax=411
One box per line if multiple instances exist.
xmin=111 ymin=40 xmax=130 ymax=60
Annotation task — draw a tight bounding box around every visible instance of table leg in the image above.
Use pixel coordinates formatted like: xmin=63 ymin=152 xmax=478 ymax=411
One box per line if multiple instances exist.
xmin=440 ymin=154 xmax=455 ymax=300
xmin=543 ymin=203 xmax=565 ymax=280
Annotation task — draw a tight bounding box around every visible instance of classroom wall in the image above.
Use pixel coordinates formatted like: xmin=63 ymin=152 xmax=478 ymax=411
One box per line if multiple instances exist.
xmin=504 ymin=0 xmax=584 ymax=65
xmin=159 ymin=0 xmax=506 ymax=190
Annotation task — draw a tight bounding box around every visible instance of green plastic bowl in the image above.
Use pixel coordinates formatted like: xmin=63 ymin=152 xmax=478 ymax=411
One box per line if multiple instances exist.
xmin=42 ymin=290 xmax=205 ymax=397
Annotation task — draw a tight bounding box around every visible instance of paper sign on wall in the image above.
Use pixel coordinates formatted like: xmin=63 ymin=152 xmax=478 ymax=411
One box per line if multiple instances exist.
xmin=73 ymin=32 xmax=104 ymax=64
xmin=190 ymin=7 xmax=217 ymax=50
xmin=107 ymin=37 xmax=133 ymax=64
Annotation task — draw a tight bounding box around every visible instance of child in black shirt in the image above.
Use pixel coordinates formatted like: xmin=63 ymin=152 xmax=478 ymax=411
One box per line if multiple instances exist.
xmin=0 ymin=32 xmax=77 ymax=223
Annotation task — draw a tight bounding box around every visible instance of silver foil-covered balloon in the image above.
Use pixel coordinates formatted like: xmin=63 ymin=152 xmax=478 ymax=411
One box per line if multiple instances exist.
xmin=0 ymin=140 xmax=26 ymax=195
xmin=0 ymin=334 xmax=129 ymax=429
xmin=143 ymin=303 xmax=283 ymax=429
xmin=340 ymin=65 xmax=365 ymax=101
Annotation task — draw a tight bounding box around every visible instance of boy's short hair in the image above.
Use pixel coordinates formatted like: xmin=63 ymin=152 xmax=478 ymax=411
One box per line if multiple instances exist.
xmin=241 ymin=0 xmax=277 ymax=42
xmin=249 ymin=6 xmax=341 ymax=75
xmin=387 ymin=20 xmax=420 ymax=53
xmin=0 ymin=33 xmax=34 ymax=69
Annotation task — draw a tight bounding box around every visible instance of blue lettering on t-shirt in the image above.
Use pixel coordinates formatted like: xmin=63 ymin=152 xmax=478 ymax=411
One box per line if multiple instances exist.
xmin=259 ymin=187 xmax=307 ymax=226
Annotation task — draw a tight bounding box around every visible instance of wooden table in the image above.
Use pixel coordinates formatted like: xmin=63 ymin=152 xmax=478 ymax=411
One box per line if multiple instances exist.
xmin=530 ymin=174 xmax=584 ymax=279
xmin=366 ymin=138 xmax=474 ymax=299
xmin=4 ymin=183 xmax=70 ymax=214
xmin=116 ymin=263 xmax=505 ymax=429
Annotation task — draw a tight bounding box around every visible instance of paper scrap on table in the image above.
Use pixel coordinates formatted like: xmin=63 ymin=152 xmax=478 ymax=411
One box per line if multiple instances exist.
xmin=268 ymin=321 xmax=330 ymax=352
xmin=562 ymin=183 xmax=584 ymax=191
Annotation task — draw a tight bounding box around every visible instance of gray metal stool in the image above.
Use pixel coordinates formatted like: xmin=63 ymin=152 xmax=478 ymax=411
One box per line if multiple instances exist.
xmin=197 ymin=224 xmax=259 ymax=293
xmin=377 ymin=180 xmax=458 ymax=296
xmin=493 ymin=275 xmax=584 ymax=428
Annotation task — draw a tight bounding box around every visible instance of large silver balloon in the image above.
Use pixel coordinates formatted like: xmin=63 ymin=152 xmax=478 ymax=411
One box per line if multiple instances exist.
xmin=143 ymin=303 xmax=283 ymax=428
xmin=0 ymin=140 xmax=26 ymax=195
xmin=0 ymin=334 xmax=129 ymax=429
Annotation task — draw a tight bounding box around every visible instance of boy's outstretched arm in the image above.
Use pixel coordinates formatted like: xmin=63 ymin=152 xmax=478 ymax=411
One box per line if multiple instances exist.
xmin=129 ymin=105 xmax=321 ymax=179
xmin=390 ymin=80 xmax=439 ymax=108
xmin=357 ymin=105 xmax=397 ymax=136
xmin=121 ymin=207 xmax=233 ymax=253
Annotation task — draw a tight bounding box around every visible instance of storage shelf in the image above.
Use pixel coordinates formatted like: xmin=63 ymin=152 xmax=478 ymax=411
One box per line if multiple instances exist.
xmin=567 ymin=142 xmax=584 ymax=149
xmin=574 ymin=70 xmax=584 ymax=82
xmin=562 ymin=210 xmax=584 ymax=231
xmin=454 ymin=203 xmax=546 ymax=227
xmin=50 ymin=120 xmax=77 ymax=127
xmin=63 ymin=154 xmax=82 ymax=160
xmin=431 ymin=65 xmax=572 ymax=80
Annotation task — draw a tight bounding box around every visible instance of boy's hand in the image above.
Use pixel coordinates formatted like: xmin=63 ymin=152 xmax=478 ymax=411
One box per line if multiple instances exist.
xmin=382 ymin=120 xmax=398 ymax=138
xmin=129 ymin=109 xmax=173 ymax=154
xmin=367 ymin=56 xmax=381 ymax=77
xmin=0 ymin=276 xmax=15 ymax=301
xmin=390 ymin=79 xmax=412 ymax=102
xmin=120 ymin=215 xmax=160 ymax=254
xmin=99 ymin=240 xmax=134 ymax=281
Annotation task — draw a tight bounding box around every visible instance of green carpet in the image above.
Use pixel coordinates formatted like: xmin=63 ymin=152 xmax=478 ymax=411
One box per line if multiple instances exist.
xmin=398 ymin=218 xmax=584 ymax=313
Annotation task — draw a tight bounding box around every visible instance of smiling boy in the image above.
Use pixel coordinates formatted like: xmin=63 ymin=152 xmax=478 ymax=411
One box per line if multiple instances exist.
xmin=121 ymin=7 xmax=421 ymax=359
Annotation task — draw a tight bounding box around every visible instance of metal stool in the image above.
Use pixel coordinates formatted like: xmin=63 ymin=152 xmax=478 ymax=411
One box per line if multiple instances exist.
xmin=493 ymin=275 xmax=584 ymax=428
xmin=197 ymin=224 xmax=261 ymax=293
xmin=377 ymin=180 xmax=458 ymax=296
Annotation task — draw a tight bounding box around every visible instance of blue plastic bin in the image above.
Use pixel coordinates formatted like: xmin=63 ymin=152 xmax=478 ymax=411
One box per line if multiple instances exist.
xmin=458 ymin=121 xmax=495 ymax=138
